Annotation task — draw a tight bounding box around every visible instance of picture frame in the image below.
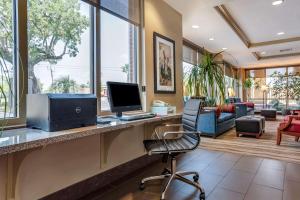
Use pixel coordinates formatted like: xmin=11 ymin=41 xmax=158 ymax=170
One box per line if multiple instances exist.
xmin=153 ymin=32 xmax=176 ymax=94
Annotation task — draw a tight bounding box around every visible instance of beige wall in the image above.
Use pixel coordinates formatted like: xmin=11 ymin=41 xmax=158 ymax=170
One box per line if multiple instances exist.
xmin=144 ymin=0 xmax=184 ymax=113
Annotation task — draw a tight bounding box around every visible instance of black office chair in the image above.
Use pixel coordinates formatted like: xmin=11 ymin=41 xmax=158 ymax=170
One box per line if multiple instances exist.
xmin=139 ymin=99 xmax=205 ymax=200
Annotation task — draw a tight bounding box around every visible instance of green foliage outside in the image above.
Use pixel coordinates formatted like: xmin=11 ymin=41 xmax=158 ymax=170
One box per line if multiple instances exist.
xmin=121 ymin=64 xmax=130 ymax=82
xmin=270 ymin=71 xmax=300 ymax=109
xmin=49 ymin=76 xmax=78 ymax=93
xmin=0 ymin=0 xmax=15 ymax=119
xmin=0 ymin=0 xmax=89 ymax=94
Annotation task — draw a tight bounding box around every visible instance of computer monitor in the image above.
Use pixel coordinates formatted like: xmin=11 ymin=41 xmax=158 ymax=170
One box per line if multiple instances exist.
xmin=106 ymin=81 xmax=142 ymax=117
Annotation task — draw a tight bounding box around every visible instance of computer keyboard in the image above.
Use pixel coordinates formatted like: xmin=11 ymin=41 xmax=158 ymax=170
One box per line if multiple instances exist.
xmin=120 ymin=113 xmax=157 ymax=121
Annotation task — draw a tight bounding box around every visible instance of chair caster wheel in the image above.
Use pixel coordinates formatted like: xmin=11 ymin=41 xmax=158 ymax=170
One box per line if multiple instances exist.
xmin=193 ymin=174 xmax=199 ymax=182
xmin=199 ymin=192 xmax=205 ymax=200
xmin=139 ymin=183 xmax=145 ymax=190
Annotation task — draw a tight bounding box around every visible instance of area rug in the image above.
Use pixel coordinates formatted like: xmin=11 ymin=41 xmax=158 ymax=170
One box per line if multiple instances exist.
xmin=199 ymin=116 xmax=300 ymax=164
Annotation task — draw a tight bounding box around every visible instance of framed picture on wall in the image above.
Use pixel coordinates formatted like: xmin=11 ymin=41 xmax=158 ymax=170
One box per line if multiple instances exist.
xmin=153 ymin=32 xmax=176 ymax=94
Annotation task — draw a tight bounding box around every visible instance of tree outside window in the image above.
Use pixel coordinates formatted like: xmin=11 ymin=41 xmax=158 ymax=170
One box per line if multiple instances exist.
xmin=27 ymin=0 xmax=91 ymax=94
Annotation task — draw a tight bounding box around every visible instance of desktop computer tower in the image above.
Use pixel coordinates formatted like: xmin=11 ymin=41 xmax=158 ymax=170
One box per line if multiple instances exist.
xmin=26 ymin=94 xmax=97 ymax=132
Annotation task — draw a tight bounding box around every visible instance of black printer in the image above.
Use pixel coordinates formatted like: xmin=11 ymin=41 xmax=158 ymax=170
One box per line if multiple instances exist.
xmin=26 ymin=94 xmax=97 ymax=132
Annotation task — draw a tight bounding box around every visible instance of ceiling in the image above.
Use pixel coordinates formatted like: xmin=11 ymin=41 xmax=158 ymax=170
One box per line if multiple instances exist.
xmin=164 ymin=0 xmax=300 ymax=68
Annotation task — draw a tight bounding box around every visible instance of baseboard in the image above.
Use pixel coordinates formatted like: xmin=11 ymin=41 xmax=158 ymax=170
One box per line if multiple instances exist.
xmin=41 ymin=154 xmax=161 ymax=200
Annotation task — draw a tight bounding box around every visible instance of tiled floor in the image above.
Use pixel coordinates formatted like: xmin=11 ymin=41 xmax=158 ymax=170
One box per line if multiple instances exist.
xmin=83 ymin=149 xmax=300 ymax=200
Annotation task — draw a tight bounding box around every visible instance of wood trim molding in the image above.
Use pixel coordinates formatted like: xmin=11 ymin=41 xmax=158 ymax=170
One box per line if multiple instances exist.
xmin=214 ymin=5 xmax=251 ymax=48
xmin=215 ymin=4 xmax=300 ymax=49
xmin=252 ymin=52 xmax=261 ymax=60
xmin=251 ymin=37 xmax=300 ymax=48
xmin=183 ymin=38 xmax=207 ymax=55
xmin=244 ymin=63 xmax=300 ymax=70
xmin=253 ymin=52 xmax=300 ymax=60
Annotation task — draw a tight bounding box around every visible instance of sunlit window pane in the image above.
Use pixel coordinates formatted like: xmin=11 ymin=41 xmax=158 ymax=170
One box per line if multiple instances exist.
xmin=100 ymin=10 xmax=138 ymax=111
xmin=0 ymin=0 xmax=16 ymax=118
xmin=27 ymin=0 xmax=92 ymax=94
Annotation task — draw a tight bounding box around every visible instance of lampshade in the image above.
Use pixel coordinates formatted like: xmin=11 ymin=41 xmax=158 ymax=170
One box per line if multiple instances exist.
xmin=228 ymin=87 xmax=235 ymax=97
xmin=261 ymin=85 xmax=269 ymax=92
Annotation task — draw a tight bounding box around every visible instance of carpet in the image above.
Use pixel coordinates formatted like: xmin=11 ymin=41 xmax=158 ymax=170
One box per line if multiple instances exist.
xmin=200 ymin=116 xmax=300 ymax=164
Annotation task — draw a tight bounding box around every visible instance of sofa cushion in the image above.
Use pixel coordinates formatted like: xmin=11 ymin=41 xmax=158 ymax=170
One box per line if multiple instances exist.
xmin=217 ymin=112 xmax=235 ymax=123
xmin=245 ymin=102 xmax=255 ymax=108
xmin=219 ymin=104 xmax=235 ymax=113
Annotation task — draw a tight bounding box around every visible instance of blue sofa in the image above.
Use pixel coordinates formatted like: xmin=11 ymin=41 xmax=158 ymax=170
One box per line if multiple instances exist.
xmin=197 ymin=109 xmax=236 ymax=138
xmin=197 ymin=103 xmax=252 ymax=138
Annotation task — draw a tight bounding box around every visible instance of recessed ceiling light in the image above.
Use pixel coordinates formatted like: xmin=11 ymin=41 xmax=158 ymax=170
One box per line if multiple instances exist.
xmin=209 ymin=38 xmax=214 ymax=41
xmin=222 ymin=47 xmax=228 ymax=50
xmin=277 ymin=32 xmax=285 ymax=35
xmin=192 ymin=25 xmax=199 ymax=29
xmin=272 ymin=0 xmax=284 ymax=6
xmin=261 ymin=51 xmax=266 ymax=55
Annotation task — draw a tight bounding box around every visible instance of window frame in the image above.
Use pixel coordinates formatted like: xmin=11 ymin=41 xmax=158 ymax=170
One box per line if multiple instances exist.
xmin=0 ymin=0 xmax=143 ymax=127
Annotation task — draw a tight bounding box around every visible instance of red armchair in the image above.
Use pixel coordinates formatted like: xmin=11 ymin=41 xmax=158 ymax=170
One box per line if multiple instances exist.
xmin=291 ymin=109 xmax=300 ymax=115
xmin=277 ymin=115 xmax=300 ymax=145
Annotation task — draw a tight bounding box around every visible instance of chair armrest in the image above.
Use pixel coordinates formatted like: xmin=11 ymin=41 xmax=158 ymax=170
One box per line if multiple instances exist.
xmin=279 ymin=115 xmax=300 ymax=131
xmin=163 ymin=131 xmax=200 ymax=139
xmin=153 ymin=124 xmax=183 ymax=139
xmin=287 ymin=115 xmax=300 ymax=120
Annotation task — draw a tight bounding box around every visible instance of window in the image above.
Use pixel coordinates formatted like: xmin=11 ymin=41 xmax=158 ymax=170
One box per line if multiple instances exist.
xmin=0 ymin=0 xmax=16 ymax=118
xmin=246 ymin=66 xmax=300 ymax=111
xmin=27 ymin=0 xmax=93 ymax=94
xmin=287 ymin=67 xmax=300 ymax=109
xmin=100 ymin=10 xmax=138 ymax=111
xmin=182 ymin=44 xmax=198 ymax=98
xmin=224 ymin=66 xmax=239 ymax=98
xmin=266 ymin=67 xmax=287 ymax=111
xmin=246 ymin=69 xmax=266 ymax=110
xmin=182 ymin=62 xmax=194 ymax=97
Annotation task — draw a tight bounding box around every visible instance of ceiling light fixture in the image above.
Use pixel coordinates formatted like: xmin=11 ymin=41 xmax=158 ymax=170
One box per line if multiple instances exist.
xmin=222 ymin=48 xmax=228 ymax=50
xmin=277 ymin=32 xmax=285 ymax=35
xmin=209 ymin=38 xmax=214 ymax=41
xmin=192 ymin=25 xmax=199 ymax=29
xmin=272 ymin=0 xmax=284 ymax=6
xmin=261 ymin=51 xmax=266 ymax=55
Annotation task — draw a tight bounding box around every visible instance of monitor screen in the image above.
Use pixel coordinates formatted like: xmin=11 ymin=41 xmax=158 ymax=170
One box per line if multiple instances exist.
xmin=106 ymin=82 xmax=142 ymax=114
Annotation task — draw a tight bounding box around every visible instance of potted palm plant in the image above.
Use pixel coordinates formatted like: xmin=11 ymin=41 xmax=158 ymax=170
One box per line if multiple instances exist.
xmin=185 ymin=51 xmax=225 ymax=105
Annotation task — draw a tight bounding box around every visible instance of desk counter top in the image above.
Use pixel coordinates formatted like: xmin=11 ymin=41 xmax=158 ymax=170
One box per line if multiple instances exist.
xmin=0 ymin=114 xmax=181 ymax=156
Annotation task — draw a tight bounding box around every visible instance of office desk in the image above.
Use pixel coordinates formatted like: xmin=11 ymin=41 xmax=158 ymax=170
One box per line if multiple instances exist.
xmin=0 ymin=114 xmax=181 ymax=200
